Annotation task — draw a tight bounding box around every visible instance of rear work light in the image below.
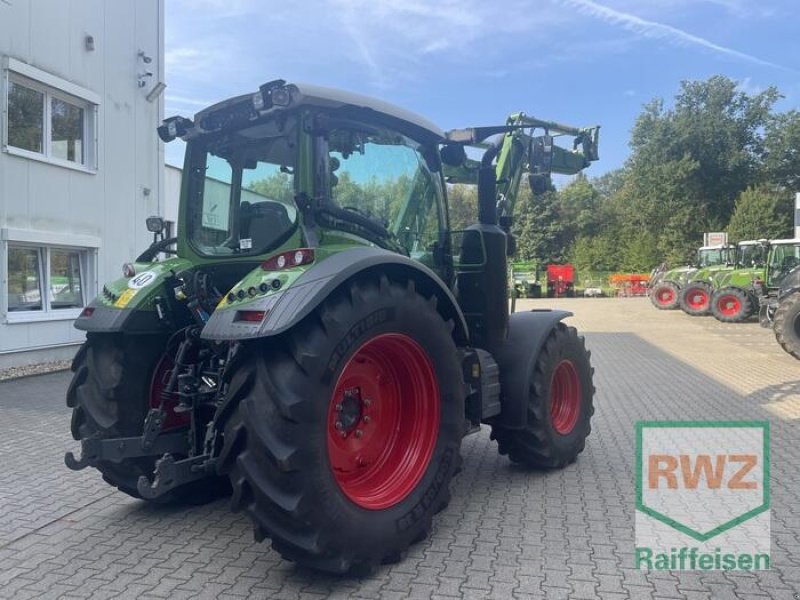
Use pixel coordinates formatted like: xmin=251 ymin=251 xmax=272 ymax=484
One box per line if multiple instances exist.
xmin=234 ymin=310 xmax=266 ymax=323
xmin=261 ymin=249 xmax=315 ymax=271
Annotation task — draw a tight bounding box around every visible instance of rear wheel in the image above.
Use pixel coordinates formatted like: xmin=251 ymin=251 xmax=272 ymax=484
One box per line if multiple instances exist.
xmin=217 ymin=277 xmax=464 ymax=574
xmin=650 ymin=282 xmax=680 ymax=310
xmin=711 ymin=287 xmax=753 ymax=323
xmin=773 ymin=292 xmax=800 ymax=360
xmin=679 ymin=283 xmax=712 ymax=316
xmin=490 ymin=324 xmax=594 ymax=468
xmin=67 ymin=334 xmax=230 ymax=503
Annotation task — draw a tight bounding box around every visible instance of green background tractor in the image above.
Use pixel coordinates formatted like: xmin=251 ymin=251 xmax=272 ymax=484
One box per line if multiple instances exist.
xmin=678 ymin=244 xmax=737 ymax=316
xmin=756 ymin=239 xmax=800 ymax=358
xmin=649 ymin=245 xmax=730 ymax=310
xmin=708 ymin=240 xmax=769 ymax=322
xmin=64 ymin=80 xmax=600 ymax=574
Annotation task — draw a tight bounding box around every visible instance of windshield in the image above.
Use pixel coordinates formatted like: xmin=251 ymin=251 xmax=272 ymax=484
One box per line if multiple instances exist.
xmin=767 ymin=243 xmax=800 ymax=286
xmin=697 ymin=249 xmax=724 ymax=267
xmin=323 ymin=124 xmax=442 ymax=257
xmin=185 ymin=118 xmax=298 ymax=256
xmin=737 ymin=244 xmax=767 ymax=268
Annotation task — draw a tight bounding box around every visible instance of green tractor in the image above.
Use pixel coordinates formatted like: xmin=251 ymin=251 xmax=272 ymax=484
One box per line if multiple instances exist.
xmin=648 ymin=245 xmax=731 ymax=310
xmin=64 ymin=80 xmax=600 ymax=574
xmin=510 ymin=260 xmax=542 ymax=299
xmin=678 ymin=244 xmax=737 ymax=316
xmin=708 ymin=240 xmax=769 ymax=322
xmin=755 ymin=239 xmax=800 ymax=358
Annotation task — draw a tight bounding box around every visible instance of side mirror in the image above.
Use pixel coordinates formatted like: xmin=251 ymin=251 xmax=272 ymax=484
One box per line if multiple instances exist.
xmin=146 ymin=216 xmax=165 ymax=233
xmin=440 ymin=144 xmax=467 ymax=167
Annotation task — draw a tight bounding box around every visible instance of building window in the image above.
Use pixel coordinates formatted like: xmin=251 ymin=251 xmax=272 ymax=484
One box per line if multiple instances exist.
xmin=6 ymin=244 xmax=92 ymax=319
xmin=2 ymin=58 xmax=98 ymax=171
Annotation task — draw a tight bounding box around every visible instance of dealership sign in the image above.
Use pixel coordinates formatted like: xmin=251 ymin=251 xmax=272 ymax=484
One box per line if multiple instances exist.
xmin=635 ymin=421 xmax=770 ymax=570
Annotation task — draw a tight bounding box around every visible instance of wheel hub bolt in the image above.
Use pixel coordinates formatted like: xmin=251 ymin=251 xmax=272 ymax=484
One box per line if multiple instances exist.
xmin=335 ymin=403 xmax=343 ymax=412
xmin=363 ymin=398 xmax=372 ymax=407
xmin=355 ymin=429 xmax=363 ymax=438
xmin=363 ymin=415 xmax=371 ymax=424
xmin=334 ymin=421 xmax=344 ymax=430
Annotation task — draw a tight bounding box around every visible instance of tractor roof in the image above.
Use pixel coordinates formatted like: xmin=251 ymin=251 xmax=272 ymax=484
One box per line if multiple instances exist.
xmin=738 ymin=239 xmax=769 ymax=245
xmin=770 ymin=238 xmax=800 ymax=245
xmin=193 ymin=80 xmax=445 ymax=144
xmin=698 ymin=244 xmax=733 ymax=250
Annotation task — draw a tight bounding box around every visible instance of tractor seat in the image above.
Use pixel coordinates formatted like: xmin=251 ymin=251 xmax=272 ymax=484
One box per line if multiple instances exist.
xmin=240 ymin=201 xmax=293 ymax=250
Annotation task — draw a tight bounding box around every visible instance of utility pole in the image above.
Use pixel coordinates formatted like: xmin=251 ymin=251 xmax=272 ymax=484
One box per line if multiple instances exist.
xmin=795 ymin=192 xmax=800 ymax=239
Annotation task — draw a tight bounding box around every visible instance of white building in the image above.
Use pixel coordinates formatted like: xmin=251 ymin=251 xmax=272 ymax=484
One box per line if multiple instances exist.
xmin=0 ymin=0 xmax=165 ymax=368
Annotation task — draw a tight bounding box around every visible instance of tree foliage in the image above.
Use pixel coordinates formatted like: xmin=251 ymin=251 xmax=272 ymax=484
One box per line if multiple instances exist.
xmin=727 ymin=186 xmax=793 ymax=242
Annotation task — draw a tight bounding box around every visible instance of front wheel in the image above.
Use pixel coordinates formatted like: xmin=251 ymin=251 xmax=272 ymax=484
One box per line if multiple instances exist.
xmin=650 ymin=281 xmax=680 ymax=310
xmin=773 ymin=292 xmax=800 ymax=360
xmin=490 ymin=324 xmax=594 ymax=468
xmin=217 ymin=277 xmax=464 ymax=574
xmin=679 ymin=283 xmax=712 ymax=316
xmin=711 ymin=287 xmax=753 ymax=323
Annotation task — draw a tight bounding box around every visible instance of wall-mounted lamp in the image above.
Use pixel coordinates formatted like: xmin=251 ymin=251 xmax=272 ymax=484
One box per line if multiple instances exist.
xmin=138 ymin=50 xmax=153 ymax=64
xmin=145 ymin=82 xmax=167 ymax=103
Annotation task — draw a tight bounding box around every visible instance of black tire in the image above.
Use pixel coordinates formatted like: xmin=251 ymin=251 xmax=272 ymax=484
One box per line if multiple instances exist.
xmin=650 ymin=281 xmax=680 ymax=310
xmin=773 ymin=291 xmax=800 ymax=360
xmin=68 ymin=334 xmax=230 ymax=503
xmin=490 ymin=323 xmax=594 ymax=468
xmin=679 ymin=282 xmax=712 ymax=316
xmin=217 ymin=276 xmax=464 ymax=575
xmin=710 ymin=287 xmax=753 ymax=323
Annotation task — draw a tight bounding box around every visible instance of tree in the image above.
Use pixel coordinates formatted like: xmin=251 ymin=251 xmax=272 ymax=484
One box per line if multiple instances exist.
xmin=628 ymin=76 xmax=779 ymax=228
xmin=764 ymin=110 xmax=800 ymax=193
xmin=727 ymin=186 xmax=793 ymax=242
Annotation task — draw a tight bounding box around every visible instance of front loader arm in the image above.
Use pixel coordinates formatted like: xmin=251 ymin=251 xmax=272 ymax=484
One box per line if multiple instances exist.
xmin=443 ymin=113 xmax=599 ymax=221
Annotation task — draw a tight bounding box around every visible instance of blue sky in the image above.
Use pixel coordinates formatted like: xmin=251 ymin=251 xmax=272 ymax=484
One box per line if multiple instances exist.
xmin=164 ymin=0 xmax=799 ymax=179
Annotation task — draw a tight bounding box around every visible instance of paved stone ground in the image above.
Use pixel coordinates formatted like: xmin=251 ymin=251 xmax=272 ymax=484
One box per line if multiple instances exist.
xmin=1 ymin=297 xmax=798 ymax=599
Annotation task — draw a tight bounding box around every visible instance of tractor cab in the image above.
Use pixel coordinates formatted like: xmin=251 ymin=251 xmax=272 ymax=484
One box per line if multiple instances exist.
xmin=765 ymin=239 xmax=800 ymax=288
xmin=735 ymin=240 xmax=769 ymax=268
xmin=696 ymin=244 xmax=735 ymax=268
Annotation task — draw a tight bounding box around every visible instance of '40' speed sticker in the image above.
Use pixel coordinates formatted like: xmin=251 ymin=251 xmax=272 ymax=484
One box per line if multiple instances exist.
xmin=128 ymin=271 xmax=158 ymax=289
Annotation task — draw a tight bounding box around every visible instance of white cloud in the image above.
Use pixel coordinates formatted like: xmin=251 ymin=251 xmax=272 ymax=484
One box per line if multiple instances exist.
xmin=553 ymin=0 xmax=790 ymax=71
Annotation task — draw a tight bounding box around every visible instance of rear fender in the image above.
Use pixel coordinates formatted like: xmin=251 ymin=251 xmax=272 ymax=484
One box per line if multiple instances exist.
xmin=201 ymin=246 xmax=469 ymax=344
xmin=489 ymin=310 xmax=572 ymax=429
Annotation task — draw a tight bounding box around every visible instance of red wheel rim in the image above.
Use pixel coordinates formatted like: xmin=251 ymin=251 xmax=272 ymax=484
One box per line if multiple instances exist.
xmin=550 ymin=360 xmax=581 ymax=435
xmin=686 ymin=289 xmax=708 ymax=310
xmin=149 ymin=355 xmax=190 ymax=430
xmin=656 ymin=287 xmax=675 ymax=305
xmin=717 ymin=295 xmax=741 ymax=317
xmin=327 ymin=333 xmax=439 ymax=510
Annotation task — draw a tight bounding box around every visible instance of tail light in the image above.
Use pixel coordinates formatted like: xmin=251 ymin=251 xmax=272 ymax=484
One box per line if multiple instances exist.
xmin=261 ymin=249 xmax=315 ymax=271
xmin=234 ymin=310 xmax=266 ymax=323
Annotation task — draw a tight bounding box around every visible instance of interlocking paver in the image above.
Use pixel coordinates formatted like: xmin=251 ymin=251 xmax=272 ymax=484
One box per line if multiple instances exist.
xmin=2 ymin=298 xmax=800 ymax=598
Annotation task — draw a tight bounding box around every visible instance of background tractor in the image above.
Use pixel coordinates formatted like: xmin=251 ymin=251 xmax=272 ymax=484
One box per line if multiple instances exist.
xmin=755 ymin=239 xmax=800 ymax=358
xmin=708 ymin=240 xmax=769 ymax=323
xmin=64 ymin=80 xmax=600 ymax=574
xmin=678 ymin=243 xmax=737 ymax=316
xmin=648 ymin=245 xmax=730 ymax=310
xmin=510 ymin=260 xmax=542 ymax=298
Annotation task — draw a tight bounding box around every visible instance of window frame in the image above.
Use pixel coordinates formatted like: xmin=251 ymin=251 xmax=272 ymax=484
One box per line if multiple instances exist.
xmin=2 ymin=57 xmax=99 ymax=173
xmin=1 ymin=229 xmax=100 ymax=324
